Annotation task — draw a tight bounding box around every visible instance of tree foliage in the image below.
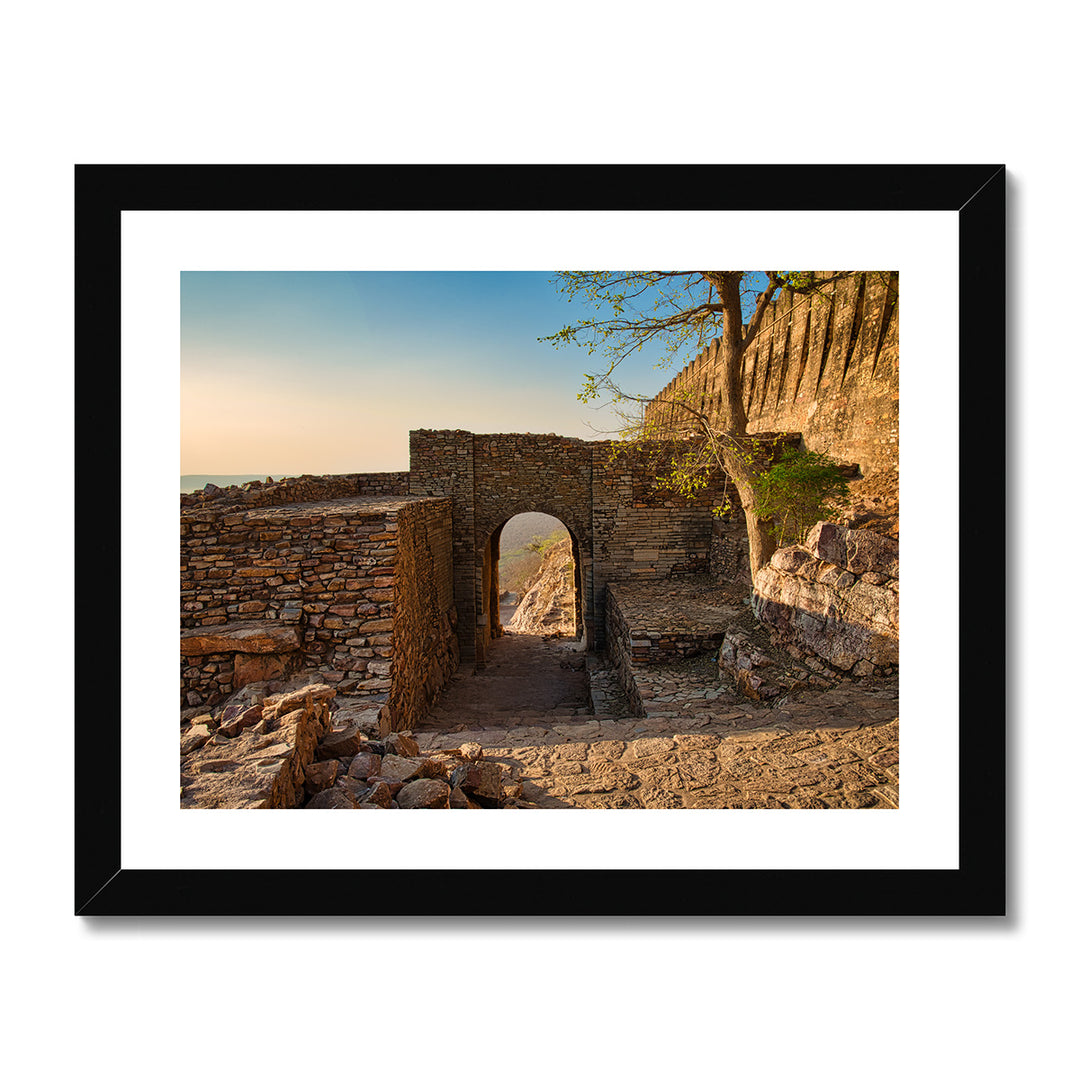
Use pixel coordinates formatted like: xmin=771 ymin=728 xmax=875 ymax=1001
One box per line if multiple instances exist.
xmin=541 ymin=270 xmax=854 ymax=580
xmin=750 ymin=448 xmax=851 ymax=548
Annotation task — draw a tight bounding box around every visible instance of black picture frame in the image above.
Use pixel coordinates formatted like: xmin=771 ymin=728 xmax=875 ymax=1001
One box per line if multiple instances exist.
xmin=76 ymin=164 xmax=1005 ymax=916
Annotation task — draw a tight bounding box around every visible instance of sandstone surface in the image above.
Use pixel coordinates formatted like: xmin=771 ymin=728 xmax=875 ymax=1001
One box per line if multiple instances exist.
xmin=754 ymin=523 xmax=899 ymax=671
xmin=180 ymin=621 xmax=302 ymax=656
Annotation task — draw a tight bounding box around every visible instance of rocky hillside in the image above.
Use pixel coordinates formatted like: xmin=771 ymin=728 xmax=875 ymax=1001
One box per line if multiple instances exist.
xmin=505 ymin=537 xmax=575 ymax=636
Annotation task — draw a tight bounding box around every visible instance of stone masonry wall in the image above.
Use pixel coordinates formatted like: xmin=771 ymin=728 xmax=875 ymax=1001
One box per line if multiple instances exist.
xmin=590 ymin=440 xmax=731 ymax=648
xmin=408 ymin=431 xmax=730 ymax=661
xmin=386 ymin=497 xmax=458 ymax=731
xmin=644 ymin=272 xmax=899 ymax=478
xmin=603 ymin=585 xmax=645 ymax=716
xmin=409 ymin=430 xmax=478 ymax=661
xmin=180 ymin=494 xmax=455 ymax=722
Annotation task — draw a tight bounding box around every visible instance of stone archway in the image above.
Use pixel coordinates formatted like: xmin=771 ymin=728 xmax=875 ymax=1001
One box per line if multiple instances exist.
xmin=481 ymin=513 xmax=584 ymax=647
xmin=409 ymin=430 xmax=595 ymax=668
xmin=408 ymin=428 xmax=727 ymax=671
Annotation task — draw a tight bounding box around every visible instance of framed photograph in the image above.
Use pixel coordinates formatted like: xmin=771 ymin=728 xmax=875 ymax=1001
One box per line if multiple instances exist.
xmin=76 ymin=164 xmax=1004 ymax=915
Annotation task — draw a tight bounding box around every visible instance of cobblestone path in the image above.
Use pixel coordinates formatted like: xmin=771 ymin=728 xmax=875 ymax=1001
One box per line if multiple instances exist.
xmin=415 ymin=634 xmax=899 ymax=809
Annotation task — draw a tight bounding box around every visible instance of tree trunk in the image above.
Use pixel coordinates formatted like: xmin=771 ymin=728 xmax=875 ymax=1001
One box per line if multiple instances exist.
xmin=720 ymin=447 xmax=778 ymax=582
xmin=708 ymin=272 xmax=779 ymax=583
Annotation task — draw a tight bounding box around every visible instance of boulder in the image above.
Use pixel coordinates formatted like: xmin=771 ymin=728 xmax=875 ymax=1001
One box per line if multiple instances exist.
xmin=263 ymin=683 xmax=336 ymax=720
xmin=450 ymin=761 xmax=506 ymax=801
xmin=804 ymin=522 xmax=899 ymax=578
xmin=317 ymin=722 xmax=367 ymax=761
xmin=180 ymin=723 xmax=213 ymax=756
xmin=336 ymin=777 xmax=370 ymax=804
xmin=363 ymin=781 xmax=394 ymax=808
xmin=423 ymin=753 xmax=464 ymax=780
xmin=754 ymin=561 xmax=898 ymax=670
xmin=449 ymin=785 xmax=479 ymax=809
xmin=347 ymin=752 xmax=382 ymax=781
xmin=305 ymin=787 xmax=357 ymax=810
xmin=303 ymin=759 xmax=339 ymax=796
xmin=397 ymin=778 xmax=451 ymax=809
xmin=379 ymin=754 xmax=427 ymax=784
xmin=769 ymin=547 xmax=815 ymax=575
xmin=384 ymin=731 xmax=419 ymax=758
xmin=218 ymin=703 xmax=263 ymax=737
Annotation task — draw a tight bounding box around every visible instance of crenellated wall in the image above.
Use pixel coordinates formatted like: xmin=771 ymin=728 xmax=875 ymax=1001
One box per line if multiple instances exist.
xmin=643 ymin=271 xmax=899 ymax=477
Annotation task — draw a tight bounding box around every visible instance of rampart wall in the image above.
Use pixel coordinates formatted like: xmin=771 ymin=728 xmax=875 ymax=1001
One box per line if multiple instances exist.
xmin=643 ymin=271 xmax=899 ymax=477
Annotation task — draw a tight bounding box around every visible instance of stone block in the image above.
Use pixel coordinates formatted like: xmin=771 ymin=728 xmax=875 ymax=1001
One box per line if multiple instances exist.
xmin=181 ymin=621 xmax=302 ymax=656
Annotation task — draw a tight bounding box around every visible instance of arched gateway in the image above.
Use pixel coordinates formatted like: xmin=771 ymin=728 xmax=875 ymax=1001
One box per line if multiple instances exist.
xmin=408 ymin=430 xmax=728 ymax=668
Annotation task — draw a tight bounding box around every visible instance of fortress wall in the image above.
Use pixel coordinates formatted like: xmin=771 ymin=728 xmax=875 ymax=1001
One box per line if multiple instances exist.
xmin=644 ymin=271 xmax=899 ymax=477
xmin=180 ymin=494 xmax=455 ymax=721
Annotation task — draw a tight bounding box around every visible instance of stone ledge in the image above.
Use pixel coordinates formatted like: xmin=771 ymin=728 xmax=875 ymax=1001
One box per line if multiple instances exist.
xmin=181 ymin=621 xmax=302 ymax=657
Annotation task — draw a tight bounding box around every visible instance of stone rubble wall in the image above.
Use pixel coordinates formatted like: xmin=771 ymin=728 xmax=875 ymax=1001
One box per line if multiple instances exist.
xmin=180 ymin=471 xmax=410 ymax=511
xmin=709 ymin=515 xmax=751 ymax=586
xmin=753 ymin=521 xmax=899 ymax=673
xmin=180 ymin=494 xmax=456 ymax=722
xmin=644 ymin=271 xmax=900 ymax=479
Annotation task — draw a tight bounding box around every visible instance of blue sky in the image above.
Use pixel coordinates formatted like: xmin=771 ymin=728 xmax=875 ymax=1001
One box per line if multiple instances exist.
xmin=180 ymin=271 xmax=756 ymax=475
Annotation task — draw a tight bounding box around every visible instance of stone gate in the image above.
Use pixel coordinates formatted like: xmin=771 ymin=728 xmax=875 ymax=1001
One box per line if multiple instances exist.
xmin=408 ymin=429 xmax=732 ymax=667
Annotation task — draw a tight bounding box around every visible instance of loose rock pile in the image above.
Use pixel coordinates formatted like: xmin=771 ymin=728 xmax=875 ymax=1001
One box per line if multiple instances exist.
xmin=304 ymin=728 xmax=521 ymax=809
xmin=180 ymin=679 xmax=520 ymax=809
xmin=180 ymin=683 xmax=337 ymax=808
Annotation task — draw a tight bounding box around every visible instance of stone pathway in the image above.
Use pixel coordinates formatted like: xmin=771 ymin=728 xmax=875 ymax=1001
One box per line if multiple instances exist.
xmin=415 ymin=633 xmax=899 ymax=809
xmin=419 ymin=631 xmax=592 ymax=730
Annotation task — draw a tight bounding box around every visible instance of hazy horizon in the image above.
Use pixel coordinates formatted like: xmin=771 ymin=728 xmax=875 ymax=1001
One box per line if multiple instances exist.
xmin=180 ymin=271 xmax=746 ymax=476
